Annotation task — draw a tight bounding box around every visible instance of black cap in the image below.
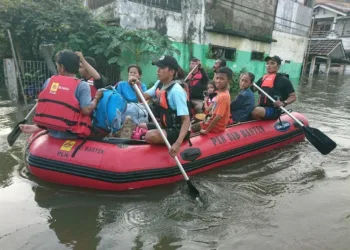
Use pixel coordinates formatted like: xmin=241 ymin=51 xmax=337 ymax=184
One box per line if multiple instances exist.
xmin=265 ymin=55 xmax=282 ymax=65
xmin=152 ymin=55 xmax=179 ymax=70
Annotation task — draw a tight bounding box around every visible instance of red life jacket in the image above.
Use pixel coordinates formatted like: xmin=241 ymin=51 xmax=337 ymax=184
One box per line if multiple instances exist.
xmin=87 ymin=77 xmax=97 ymax=98
xmin=258 ymin=73 xmax=277 ymax=107
xmin=33 ymin=75 xmax=92 ymax=137
xmin=188 ymin=71 xmax=206 ymax=99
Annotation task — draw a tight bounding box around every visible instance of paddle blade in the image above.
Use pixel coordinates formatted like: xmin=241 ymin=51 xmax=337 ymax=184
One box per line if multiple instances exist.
xmin=7 ymin=119 xmax=27 ymax=147
xmin=186 ymin=180 xmax=200 ymax=198
xmin=303 ymin=126 xmax=337 ymax=155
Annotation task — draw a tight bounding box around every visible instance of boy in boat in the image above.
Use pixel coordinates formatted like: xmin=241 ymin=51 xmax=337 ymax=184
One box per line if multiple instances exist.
xmin=251 ymin=55 xmax=296 ymax=120
xmin=19 ymin=50 xmax=102 ymax=139
xmin=230 ymin=72 xmax=255 ymax=123
xmin=191 ymin=67 xmax=231 ymax=134
xmin=130 ymin=55 xmax=191 ymax=157
xmin=76 ymin=51 xmax=107 ymax=99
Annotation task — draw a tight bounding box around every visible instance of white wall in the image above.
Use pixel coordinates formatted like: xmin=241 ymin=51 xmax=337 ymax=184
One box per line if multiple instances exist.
xmin=340 ymin=37 xmax=350 ymax=51
xmin=275 ymin=0 xmax=313 ymax=37
xmin=269 ymin=30 xmax=308 ymax=63
xmin=314 ymin=6 xmax=339 ymax=19
xmin=205 ymin=32 xmax=271 ymax=52
xmin=111 ymin=0 xmax=205 ymax=44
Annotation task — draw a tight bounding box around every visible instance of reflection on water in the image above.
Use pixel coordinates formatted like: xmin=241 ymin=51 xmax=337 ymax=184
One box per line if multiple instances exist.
xmin=0 ymin=75 xmax=349 ymax=250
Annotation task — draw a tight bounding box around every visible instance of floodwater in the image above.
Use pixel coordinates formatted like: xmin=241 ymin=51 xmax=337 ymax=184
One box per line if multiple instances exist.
xmin=0 ymin=76 xmax=349 ymax=250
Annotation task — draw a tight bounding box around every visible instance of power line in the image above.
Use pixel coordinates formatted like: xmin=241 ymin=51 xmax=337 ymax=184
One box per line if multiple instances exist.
xmin=217 ymin=1 xmax=309 ymax=35
xmin=218 ymin=0 xmax=311 ymax=29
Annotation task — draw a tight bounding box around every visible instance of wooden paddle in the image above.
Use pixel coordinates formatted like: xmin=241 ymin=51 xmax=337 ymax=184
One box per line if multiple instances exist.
xmin=132 ymin=84 xmax=200 ymax=198
xmin=253 ymin=83 xmax=337 ymax=155
xmin=7 ymin=103 xmax=37 ymax=147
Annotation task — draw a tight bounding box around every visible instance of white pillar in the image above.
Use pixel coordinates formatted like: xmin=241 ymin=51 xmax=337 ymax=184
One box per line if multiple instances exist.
xmin=325 ymin=58 xmax=331 ymax=75
xmin=309 ymin=56 xmax=316 ymax=76
xmin=332 ymin=16 xmax=337 ymax=31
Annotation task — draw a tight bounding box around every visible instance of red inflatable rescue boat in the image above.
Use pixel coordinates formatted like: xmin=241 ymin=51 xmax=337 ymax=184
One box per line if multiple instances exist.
xmin=25 ymin=112 xmax=308 ymax=191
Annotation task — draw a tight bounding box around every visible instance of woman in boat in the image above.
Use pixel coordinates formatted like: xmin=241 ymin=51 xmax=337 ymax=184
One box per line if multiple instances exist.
xmin=230 ymin=72 xmax=255 ymax=123
xmin=116 ymin=65 xmax=148 ymax=103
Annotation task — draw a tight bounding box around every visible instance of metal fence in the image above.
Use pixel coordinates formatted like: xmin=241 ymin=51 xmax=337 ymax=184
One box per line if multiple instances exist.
xmin=3 ymin=59 xmax=120 ymax=101
xmin=20 ymin=60 xmax=51 ymax=100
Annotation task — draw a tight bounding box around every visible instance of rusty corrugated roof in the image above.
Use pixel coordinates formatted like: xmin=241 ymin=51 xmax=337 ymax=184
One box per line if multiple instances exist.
xmin=309 ymin=39 xmax=342 ymax=56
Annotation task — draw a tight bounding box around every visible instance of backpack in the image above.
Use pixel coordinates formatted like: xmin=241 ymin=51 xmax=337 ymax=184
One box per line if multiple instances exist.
xmin=92 ymin=87 xmax=127 ymax=133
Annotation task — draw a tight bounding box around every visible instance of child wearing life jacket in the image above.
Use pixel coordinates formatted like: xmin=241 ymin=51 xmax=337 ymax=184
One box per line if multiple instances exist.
xmin=230 ymin=72 xmax=255 ymax=123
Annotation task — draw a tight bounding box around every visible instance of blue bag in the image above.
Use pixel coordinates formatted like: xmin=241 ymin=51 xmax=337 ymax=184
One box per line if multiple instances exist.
xmin=93 ymin=88 xmax=127 ymax=133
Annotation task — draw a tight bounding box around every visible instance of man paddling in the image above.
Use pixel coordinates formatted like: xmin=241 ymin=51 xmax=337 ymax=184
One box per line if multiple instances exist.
xmin=20 ymin=50 xmax=102 ymax=139
xmin=251 ymin=55 xmax=296 ymax=120
xmin=131 ymin=55 xmax=191 ymax=157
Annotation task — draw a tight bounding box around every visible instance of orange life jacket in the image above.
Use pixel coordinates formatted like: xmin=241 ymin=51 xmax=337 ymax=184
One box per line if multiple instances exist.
xmin=155 ymin=81 xmax=192 ymax=125
xmin=258 ymin=73 xmax=277 ymax=107
xmin=154 ymin=83 xmax=183 ymax=129
xmin=33 ymin=75 xmax=92 ymax=137
xmin=87 ymin=77 xmax=97 ymax=98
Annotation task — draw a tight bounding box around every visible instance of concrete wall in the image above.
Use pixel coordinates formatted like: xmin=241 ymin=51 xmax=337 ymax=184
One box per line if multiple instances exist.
xmin=205 ymin=0 xmax=277 ymax=39
xmin=89 ymin=0 xmax=311 ymax=83
xmin=275 ymin=0 xmax=314 ymax=37
xmin=269 ymin=30 xmax=308 ymax=78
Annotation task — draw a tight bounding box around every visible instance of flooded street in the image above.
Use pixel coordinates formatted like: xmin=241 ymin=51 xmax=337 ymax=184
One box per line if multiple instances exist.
xmin=0 ymin=76 xmax=349 ymax=250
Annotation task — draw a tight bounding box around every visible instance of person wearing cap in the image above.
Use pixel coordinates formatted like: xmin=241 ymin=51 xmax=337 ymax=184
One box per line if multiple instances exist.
xmin=130 ymin=55 xmax=191 ymax=157
xmin=251 ymin=55 xmax=296 ymax=120
xmin=187 ymin=57 xmax=209 ymax=114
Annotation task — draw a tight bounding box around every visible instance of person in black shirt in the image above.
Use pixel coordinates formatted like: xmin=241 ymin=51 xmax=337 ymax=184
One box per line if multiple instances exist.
xmin=187 ymin=57 xmax=209 ymax=114
xmin=251 ymin=55 xmax=296 ymax=120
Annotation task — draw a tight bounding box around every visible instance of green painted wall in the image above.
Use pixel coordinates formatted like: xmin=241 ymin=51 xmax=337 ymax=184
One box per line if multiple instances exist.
xmin=119 ymin=41 xmax=302 ymax=88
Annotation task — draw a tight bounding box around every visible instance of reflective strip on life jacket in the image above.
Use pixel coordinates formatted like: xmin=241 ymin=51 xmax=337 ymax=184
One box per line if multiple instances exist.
xmin=33 ymin=75 xmax=92 ymax=137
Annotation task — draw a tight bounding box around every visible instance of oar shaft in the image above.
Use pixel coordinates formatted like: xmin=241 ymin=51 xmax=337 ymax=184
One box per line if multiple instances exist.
xmin=133 ymin=84 xmax=190 ymax=181
xmin=184 ymin=64 xmax=199 ymax=82
xmin=253 ymin=83 xmax=304 ymax=127
xmin=25 ymin=103 xmax=37 ymax=120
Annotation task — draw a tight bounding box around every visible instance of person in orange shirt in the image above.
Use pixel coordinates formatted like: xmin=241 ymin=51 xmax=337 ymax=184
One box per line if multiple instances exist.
xmin=191 ymin=67 xmax=231 ymax=134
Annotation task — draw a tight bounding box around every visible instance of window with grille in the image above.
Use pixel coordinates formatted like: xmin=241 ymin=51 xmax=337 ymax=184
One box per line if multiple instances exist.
xmin=128 ymin=0 xmax=182 ymax=12
xmin=86 ymin=0 xmax=115 ymax=9
xmin=251 ymin=51 xmax=264 ymax=61
xmin=209 ymin=45 xmax=236 ymax=61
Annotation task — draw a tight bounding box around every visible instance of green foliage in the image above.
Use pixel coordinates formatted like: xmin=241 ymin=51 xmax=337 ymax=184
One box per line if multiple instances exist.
xmin=91 ymin=27 xmax=179 ymax=66
xmin=0 ymin=0 xmax=102 ymax=60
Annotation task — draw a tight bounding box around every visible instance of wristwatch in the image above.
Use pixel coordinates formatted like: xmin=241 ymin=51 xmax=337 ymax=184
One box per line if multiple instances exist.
xmin=283 ymin=101 xmax=288 ymax=106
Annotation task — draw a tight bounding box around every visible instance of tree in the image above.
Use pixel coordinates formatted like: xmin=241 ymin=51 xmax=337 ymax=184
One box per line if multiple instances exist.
xmin=91 ymin=27 xmax=179 ymax=66
xmin=0 ymin=0 xmax=102 ymax=60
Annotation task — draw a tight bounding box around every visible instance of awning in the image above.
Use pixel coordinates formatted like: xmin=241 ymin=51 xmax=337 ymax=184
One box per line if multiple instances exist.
xmin=308 ymin=39 xmax=346 ymax=59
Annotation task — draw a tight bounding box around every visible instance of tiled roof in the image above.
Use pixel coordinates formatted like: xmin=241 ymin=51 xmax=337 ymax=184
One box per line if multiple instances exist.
xmin=309 ymin=39 xmax=342 ymax=56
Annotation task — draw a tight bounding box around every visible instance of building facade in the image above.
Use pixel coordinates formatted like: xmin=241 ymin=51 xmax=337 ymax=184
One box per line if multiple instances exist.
xmin=86 ymin=0 xmax=315 ymax=84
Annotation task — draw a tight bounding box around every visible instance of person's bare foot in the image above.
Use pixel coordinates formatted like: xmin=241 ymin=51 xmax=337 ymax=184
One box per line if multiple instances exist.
xmin=19 ymin=124 xmax=41 ymax=134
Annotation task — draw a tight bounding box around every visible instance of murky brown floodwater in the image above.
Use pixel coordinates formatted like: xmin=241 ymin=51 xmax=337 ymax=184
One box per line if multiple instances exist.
xmin=0 ymin=76 xmax=349 ymax=250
